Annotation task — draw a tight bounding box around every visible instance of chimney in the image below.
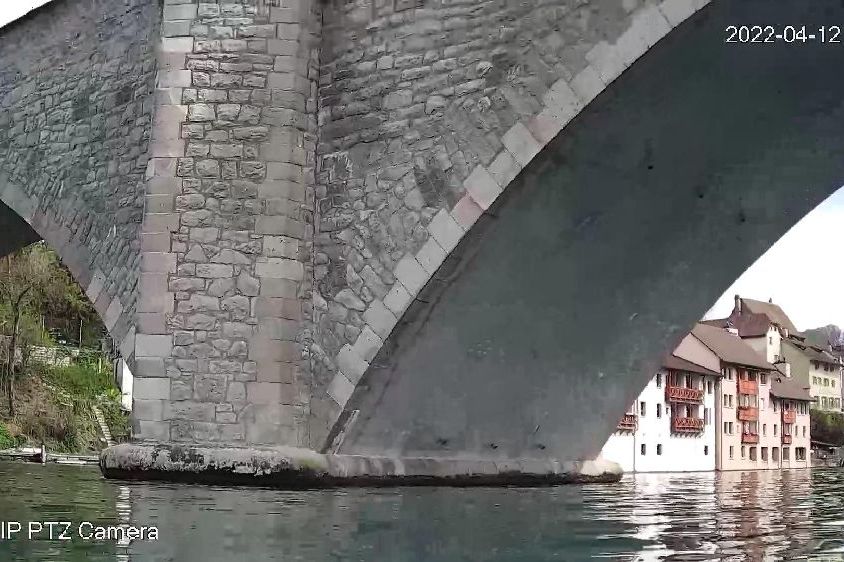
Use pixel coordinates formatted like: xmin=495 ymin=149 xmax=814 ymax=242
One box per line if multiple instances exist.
xmin=734 ymin=294 xmax=741 ymax=314
xmin=726 ymin=327 xmax=739 ymax=336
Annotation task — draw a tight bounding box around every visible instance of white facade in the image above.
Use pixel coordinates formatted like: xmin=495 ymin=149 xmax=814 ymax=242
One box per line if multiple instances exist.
xmin=601 ymin=368 xmax=717 ymax=473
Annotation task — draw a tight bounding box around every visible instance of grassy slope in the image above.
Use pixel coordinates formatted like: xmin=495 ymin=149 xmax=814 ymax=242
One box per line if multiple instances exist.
xmin=0 ymin=361 xmax=129 ymax=453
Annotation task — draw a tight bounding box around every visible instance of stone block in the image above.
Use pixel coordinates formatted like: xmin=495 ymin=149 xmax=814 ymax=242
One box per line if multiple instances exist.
xmin=614 ymin=20 xmax=650 ymax=67
xmin=134 ymin=357 xmax=166 ymax=378
xmin=463 ymin=165 xmax=502 ymax=211
xmin=632 ymin=4 xmax=672 ymax=47
xmin=451 ymin=194 xmax=484 ymax=231
xmin=103 ymin=296 xmax=124 ymax=332
xmin=394 ymin=255 xmax=429 ymax=295
xmin=527 ymin=109 xmax=565 ymax=145
xmin=163 ymin=3 xmax=197 ymax=20
xmin=256 ymin=258 xmax=304 ymax=280
xmin=571 ymin=66 xmax=605 ymax=105
xmin=415 ymin=238 xmax=446 ymax=276
xmin=141 ymin=252 xmax=177 ymax=273
xmin=383 ymin=282 xmax=413 ymax=317
xmin=336 ymin=344 xmax=369 ymax=384
xmin=136 ymin=421 xmax=170 ymax=441
xmin=352 ymin=326 xmax=383 ymax=363
xmin=585 ymin=41 xmax=625 ymax=85
xmin=362 ymin=300 xmax=398 ymax=341
xmin=427 ymin=209 xmax=464 ymax=253
xmin=135 ymin=334 xmax=173 ymax=358
xmin=327 ymin=372 xmax=354 ymax=408
xmin=247 ymin=382 xmax=294 ymax=405
xmin=160 ymin=37 xmax=194 ymax=53
xmin=502 ymin=122 xmax=542 ymax=168
xmin=134 ymin=377 xmax=171 ymax=401
xmin=158 ymin=69 xmax=192 ymax=88
xmin=133 ymin=399 xmax=165 ymax=422
xmin=164 ymin=401 xmax=216 ymax=422
xmin=659 ymin=0 xmax=696 ymax=26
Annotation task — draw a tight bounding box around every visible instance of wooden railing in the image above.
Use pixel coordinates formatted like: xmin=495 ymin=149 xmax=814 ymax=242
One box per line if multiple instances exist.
xmin=782 ymin=410 xmax=796 ymax=424
xmin=741 ymin=433 xmax=759 ymax=444
xmin=737 ymin=406 xmax=759 ymax=421
xmin=617 ymin=414 xmax=637 ymax=431
xmin=672 ymin=416 xmax=704 ymax=432
xmin=665 ymin=386 xmax=704 ymax=403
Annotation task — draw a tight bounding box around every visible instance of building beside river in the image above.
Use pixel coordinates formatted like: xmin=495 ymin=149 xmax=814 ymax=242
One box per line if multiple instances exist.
xmin=602 ymin=309 xmax=813 ymax=473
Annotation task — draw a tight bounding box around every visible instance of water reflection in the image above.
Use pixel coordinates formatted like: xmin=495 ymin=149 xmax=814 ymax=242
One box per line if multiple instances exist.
xmin=3 ymin=461 xmax=844 ymax=561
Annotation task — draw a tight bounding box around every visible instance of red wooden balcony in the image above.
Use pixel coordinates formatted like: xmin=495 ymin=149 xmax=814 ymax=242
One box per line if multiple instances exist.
xmin=672 ymin=416 xmax=704 ymax=432
xmin=742 ymin=433 xmax=759 ymax=444
xmin=737 ymin=406 xmax=759 ymax=421
xmin=782 ymin=435 xmax=793 ymax=445
xmin=738 ymin=379 xmax=758 ymax=395
xmin=782 ymin=410 xmax=796 ymax=424
xmin=617 ymin=414 xmax=637 ymax=431
xmin=665 ymin=386 xmax=704 ymax=404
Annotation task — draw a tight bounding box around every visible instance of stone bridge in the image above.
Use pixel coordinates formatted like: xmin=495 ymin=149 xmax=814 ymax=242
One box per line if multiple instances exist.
xmin=4 ymin=0 xmax=844 ymax=482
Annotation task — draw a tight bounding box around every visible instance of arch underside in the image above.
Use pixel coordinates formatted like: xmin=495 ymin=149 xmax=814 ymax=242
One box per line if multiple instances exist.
xmin=337 ymin=0 xmax=844 ymax=460
xmin=0 ymin=200 xmax=39 ymax=258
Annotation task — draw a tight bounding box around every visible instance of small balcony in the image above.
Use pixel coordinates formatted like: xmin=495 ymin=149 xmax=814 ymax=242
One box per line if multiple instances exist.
xmin=782 ymin=410 xmax=796 ymax=424
xmin=617 ymin=414 xmax=637 ymax=431
xmin=672 ymin=416 xmax=704 ymax=433
xmin=665 ymin=386 xmax=704 ymax=404
xmin=737 ymin=406 xmax=759 ymax=421
xmin=738 ymin=379 xmax=758 ymax=395
xmin=782 ymin=435 xmax=793 ymax=445
xmin=742 ymin=433 xmax=759 ymax=444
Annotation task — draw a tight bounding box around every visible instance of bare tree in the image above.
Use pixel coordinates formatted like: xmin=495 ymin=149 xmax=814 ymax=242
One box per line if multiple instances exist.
xmin=0 ymin=245 xmax=53 ymax=415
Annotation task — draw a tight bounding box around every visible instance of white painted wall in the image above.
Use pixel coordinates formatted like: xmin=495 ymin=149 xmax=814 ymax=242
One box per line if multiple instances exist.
xmin=115 ymin=358 xmax=133 ymax=412
xmin=601 ymin=370 xmax=717 ymax=473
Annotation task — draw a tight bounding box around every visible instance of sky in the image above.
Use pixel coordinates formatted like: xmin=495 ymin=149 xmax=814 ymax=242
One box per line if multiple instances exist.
xmin=0 ymin=1 xmax=50 ymax=28
xmin=705 ymin=187 xmax=844 ymax=331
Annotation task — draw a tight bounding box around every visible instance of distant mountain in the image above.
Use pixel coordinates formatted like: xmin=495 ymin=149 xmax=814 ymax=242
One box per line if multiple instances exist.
xmin=803 ymin=325 xmax=844 ymax=351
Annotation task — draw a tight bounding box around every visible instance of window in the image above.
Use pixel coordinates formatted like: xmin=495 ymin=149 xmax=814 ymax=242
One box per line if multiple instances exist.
xmin=704 ymin=445 xmax=709 ymax=456
xmin=729 ymin=395 xmax=734 ymax=408
xmin=769 ymin=336 xmax=773 ymax=345
xmin=783 ymin=447 xmax=790 ymax=461
xmin=657 ymin=444 xmax=663 ymax=456
xmin=825 ymin=378 xmax=830 ymax=387
xmin=773 ymin=447 xmax=780 ymax=461
xmin=656 ymin=373 xmax=662 ymax=387
xmin=741 ymin=446 xmax=746 ymax=459
xmin=803 ymin=426 xmax=806 ymax=437
xmin=729 ymin=422 xmax=734 ymax=434
xmin=685 ymin=374 xmax=692 ymax=388
xmin=729 ymin=445 xmax=734 ymax=459
xmin=833 ymin=380 xmax=837 ymax=389
xmin=774 ymin=424 xmax=778 ymax=436
xmin=761 ymin=447 xmax=768 ymax=461
xmin=657 ymin=404 xmax=662 ymax=418
xmin=641 ymin=444 xmax=646 ymax=456
xmin=763 ymin=423 xmax=767 ymax=436
xmin=704 ymin=408 xmax=710 ymax=425
xmin=761 ymin=373 xmax=767 ymax=385
xmin=707 ymin=380 xmax=713 ymax=394
xmin=723 ymin=394 xmax=729 ymax=407
xmin=796 ymin=447 xmax=806 ymax=461
xmin=640 ymin=401 xmax=646 ymax=416
xmin=760 ymin=398 xmax=765 ymax=411
xmin=750 ymin=447 xmax=757 ymax=461
xmin=773 ymin=400 xmax=778 ymax=412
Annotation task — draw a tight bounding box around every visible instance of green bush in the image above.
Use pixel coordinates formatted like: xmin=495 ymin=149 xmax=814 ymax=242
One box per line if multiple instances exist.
xmin=0 ymin=422 xmax=15 ymax=450
xmin=44 ymin=360 xmax=112 ymax=398
xmin=811 ymin=409 xmax=844 ymax=446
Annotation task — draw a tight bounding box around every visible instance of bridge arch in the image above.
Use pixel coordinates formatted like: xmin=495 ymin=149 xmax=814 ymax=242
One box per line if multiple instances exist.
xmin=0 ymin=0 xmax=160 ymax=364
xmin=314 ymin=0 xmax=844 ymax=461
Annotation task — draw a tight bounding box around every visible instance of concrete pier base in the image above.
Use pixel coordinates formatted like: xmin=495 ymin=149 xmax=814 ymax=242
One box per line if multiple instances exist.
xmin=99 ymin=443 xmax=621 ymax=488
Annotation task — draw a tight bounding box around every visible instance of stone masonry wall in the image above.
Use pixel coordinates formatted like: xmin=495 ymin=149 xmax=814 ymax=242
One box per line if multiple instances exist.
xmin=0 ymin=0 xmax=159 ymax=360
xmin=310 ymin=0 xmax=707 ymax=449
xmin=132 ymin=0 xmax=321 ymax=445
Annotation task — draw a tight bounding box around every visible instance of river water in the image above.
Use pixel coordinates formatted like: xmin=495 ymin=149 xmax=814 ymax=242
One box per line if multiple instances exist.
xmin=1 ymin=461 xmax=844 ymax=561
